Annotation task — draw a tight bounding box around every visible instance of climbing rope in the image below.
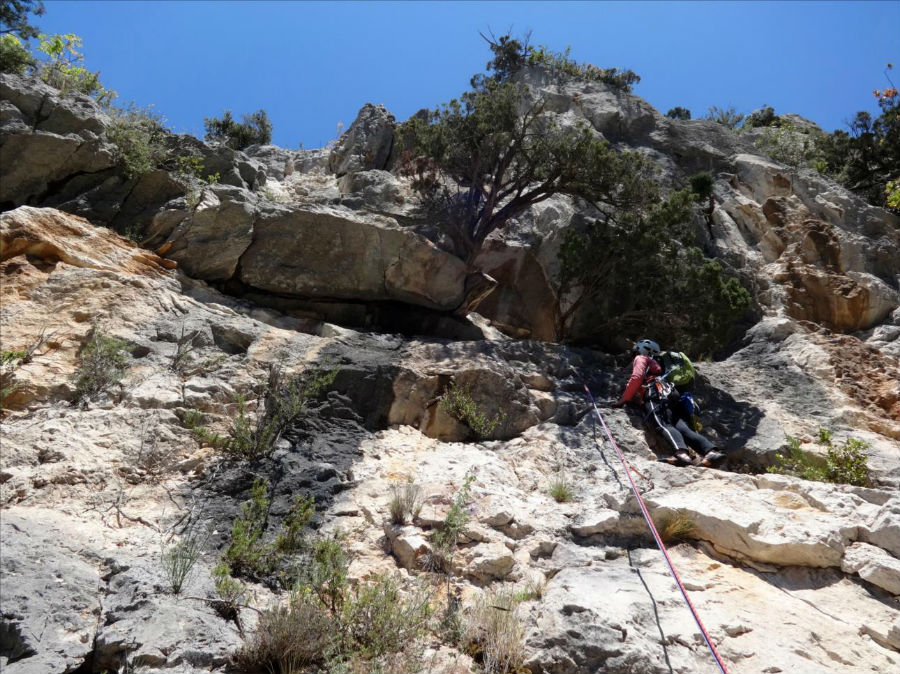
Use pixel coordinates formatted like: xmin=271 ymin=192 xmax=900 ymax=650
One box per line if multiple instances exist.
xmin=582 ymin=383 xmax=729 ymax=674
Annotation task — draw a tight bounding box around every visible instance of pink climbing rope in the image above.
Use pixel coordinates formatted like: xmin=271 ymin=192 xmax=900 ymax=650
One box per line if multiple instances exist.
xmin=583 ymin=384 xmax=729 ymax=674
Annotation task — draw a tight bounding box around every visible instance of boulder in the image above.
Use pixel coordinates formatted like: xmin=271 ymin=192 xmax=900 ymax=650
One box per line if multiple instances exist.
xmin=841 ymin=542 xmax=900 ymax=595
xmin=328 ymin=103 xmax=395 ymax=176
xmin=239 ymin=205 xmax=468 ymax=310
xmin=158 ymin=185 xmax=257 ymax=281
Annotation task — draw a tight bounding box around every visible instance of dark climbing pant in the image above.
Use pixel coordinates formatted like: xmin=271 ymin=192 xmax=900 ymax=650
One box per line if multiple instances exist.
xmin=646 ymin=405 xmax=716 ymax=456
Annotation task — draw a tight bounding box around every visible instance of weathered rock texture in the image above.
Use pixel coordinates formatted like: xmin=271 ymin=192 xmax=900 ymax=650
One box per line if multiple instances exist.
xmin=2 ymin=69 xmax=899 ymax=674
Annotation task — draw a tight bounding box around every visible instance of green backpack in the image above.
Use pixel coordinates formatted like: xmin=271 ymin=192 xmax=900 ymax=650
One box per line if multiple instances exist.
xmin=659 ymin=351 xmax=695 ymax=387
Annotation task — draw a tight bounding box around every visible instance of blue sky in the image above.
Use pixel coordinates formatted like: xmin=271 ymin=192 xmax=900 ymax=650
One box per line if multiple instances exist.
xmin=33 ymin=1 xmax=900 ymax=149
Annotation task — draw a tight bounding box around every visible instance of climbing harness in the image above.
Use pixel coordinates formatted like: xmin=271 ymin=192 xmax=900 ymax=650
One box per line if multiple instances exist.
xmin=582 ymin=383 xmax=730 ymax=674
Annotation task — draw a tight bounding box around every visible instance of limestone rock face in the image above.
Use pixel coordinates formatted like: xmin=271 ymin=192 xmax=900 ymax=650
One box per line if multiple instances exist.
xmin=4 ymin=64 xmax=900 ymax=674
xmin=0 ymin=74 xmax=116 ymax=206
xmin=1 ymin=206 xmax=173 ymax=275
xmin=328 ymin=103 xmax=395 ymax=176
xmin=240 ymin=205 xmax=468 ymax=310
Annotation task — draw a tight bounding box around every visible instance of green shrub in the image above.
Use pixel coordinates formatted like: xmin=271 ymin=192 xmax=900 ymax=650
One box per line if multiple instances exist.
xmin=34 ymin=33 xmax=116 ymax=105
xmin=223 ymin=365 xmax=336 ymax=460
xmin=235 ymin=587 xmax=334 ymax=673
xmin=223 ymin=477 xmax=314 ymax=580
xmin=462 ymin=589 xmax=526 ymax=674
xmin=0 ymin=34 xmax=35 ymax=74
xmin=388 ymin=478 xmax=424 ymax=525
xmin=556 ymin=188 xmax=752 ymax=352
xmin=203 ymin=108 xmax=272 ymax=150
xmin=72 ymin=327 xmax=130 ymax=402
xmin=689 ymin=171 xmax=714 ymax=202
xmin=427 ymin=472 xmax=474 ymax=572
xmin=753 ymin=119 xmax=825 ymax=175
xmin=439 ymin=383 xmax=506 ymax=440
xmin=704 ymin=105 xmax=744 ymax=130
xmin=665 ymin=106 xmax=691 ymax=120
xmin=525 ymin=43 xmax=640 ymax=90
xmin=173 ymin=154 xmax=206 ymax=180
xmin=548 ymin=474 xmax=575 ymax=503
xmin=340 ymin=574 xmax=433 ymax=662
xmin=305 ymin=535 xmax=350 ymax=612
xmin=211 ymin=562 xmax=248 ymax=623
xmin=744 ymin=105 xmax=779 ymax=129
xmin=106 ymin=103 xmax=170 ymax=179
xmin=768 ymin=431 xmax=871 ymax=487
xmin=238 ymin=573 xmax=433 ymax=674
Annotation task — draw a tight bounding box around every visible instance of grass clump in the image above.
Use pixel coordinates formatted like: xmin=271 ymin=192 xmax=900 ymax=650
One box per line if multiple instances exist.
xmin=512 ymin=574 xmax=547 ymax=603
xmin=547 ymin=473 xmax=575 ymax=503
xmin=161 ymin=521 xmax=208 ymax=595
xmin=655 ymin=509 xmax=697 ymax=545
xmin=768 ymin=430 xmax=871 ymax=487
xmin=388 ymin=477 xmax=424 ymax=525
xmin=72 ymin=327 xmax=130 ymax=403
xmin=439 ymin=383 xmax=506 ymax=440
xmin=462 ymin=589 xmax=527 ymax=674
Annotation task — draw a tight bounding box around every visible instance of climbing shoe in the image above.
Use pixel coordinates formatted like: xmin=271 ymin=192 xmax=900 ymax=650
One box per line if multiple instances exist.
xmin=699 ymin=450 xmax=725 ymax=467
xmin=674 ymin=451 xmax=693 ymax=465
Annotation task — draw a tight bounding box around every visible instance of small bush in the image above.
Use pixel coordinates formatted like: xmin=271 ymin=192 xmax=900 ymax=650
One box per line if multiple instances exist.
xmin=525 ymin=42 xmax=640 ymax=91
xmin=655 ymin=509 xmax=697 ymax=544
xmin=548 ymin=474 xmax=575 ymax=503
xmin=161 ymin=522 xmax=208 ymax=594
xmin=72 ymin=327 xmax=130 ymax=402
xmin=768 ymin=431 xmax=871 ymax=487
xmin=236 ymin=587 xmax=334 ymax=673
xmin=665 ymin=106 xmax=691 ymax=121
xmin=238 ymin=572 xmax=433 ymax=673
xmin=305 ymin=535 xmax=350 ymax=612
xmin=0 ymin=34 xmax=35 ymax=74
xmin=223 ymin=365 xmax=336 ymax=460
xmin=704 ymin=105 xmax=744 ymax=130
xmin=204 ymin=108 xmax=272 ymax=150
xmin=439 ymin=383 xmax=506 ymax=440
xmin=106 ymin=103 xmax=170 ymax=179
xmin=689 ymin=171 xmax=714 ymax=202
xmin=426 ymin=472 xmax=475 ymax=572
xmin=212 ymin=562 xmax=248 ymax=622
xmin=462 ymin=589 xmax=526 ymax=674
xmin=388 ymin=478 xmax=424 ymax=525
xmin=223 ymin=477 xmax=314 ymax=581
xmin=34 ymin=33 xmax=116 ymax=105
xmin=173 ymin=154 xmax=206 ymax=180
xmin=340 ymin=574 xmax=434 ymax=661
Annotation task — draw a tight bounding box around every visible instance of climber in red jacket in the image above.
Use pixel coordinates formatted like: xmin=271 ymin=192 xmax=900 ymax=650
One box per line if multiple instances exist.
xmin=612 ymin=339 xmax=724 ymax=467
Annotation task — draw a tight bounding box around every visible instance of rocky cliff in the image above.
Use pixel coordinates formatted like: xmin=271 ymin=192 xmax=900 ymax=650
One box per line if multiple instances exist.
xmin=1 ymin=71 xmax=898 ymax=674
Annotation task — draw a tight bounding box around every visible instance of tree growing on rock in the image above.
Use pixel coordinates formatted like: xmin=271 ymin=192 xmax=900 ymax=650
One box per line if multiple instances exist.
xmin=399 ymin=34 xmax=655 ymax=264
xmin=204 ymin=108 xmax=273 ymax=150
xmin=665 ymin=106 xmax=692 ymax=121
